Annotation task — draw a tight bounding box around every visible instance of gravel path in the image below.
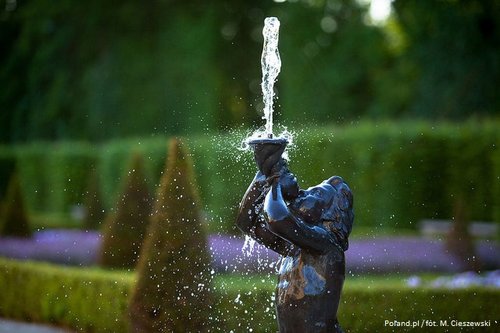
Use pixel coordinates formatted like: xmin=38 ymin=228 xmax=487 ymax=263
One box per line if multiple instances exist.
xmin=0 ymin=318 xmax=73 ymax=333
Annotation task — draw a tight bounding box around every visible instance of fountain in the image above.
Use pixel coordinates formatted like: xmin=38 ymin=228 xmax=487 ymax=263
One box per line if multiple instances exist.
xmin=236 ymin=17 xmax=355 ymax=333
xmin=261 ymin=16 xmax=281 ymax=139
xmin=247 ymin=17 xmax=288 ymax=178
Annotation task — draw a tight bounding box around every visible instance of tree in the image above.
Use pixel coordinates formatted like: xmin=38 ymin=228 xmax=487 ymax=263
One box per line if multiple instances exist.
xmin=278 ymin=0 xmax=392 ymax=124
xmin=1 ymin=0 xmax=397 ymax=143
xmin=99 ymin=154 xmax=153 ymax=269
xmin=393 ymin=0 xmax=500 ymax=119
xmin=0 ymin=0 xmax=219 ymax=143
xmin=128 ymin=138 xmax=212 ymax=332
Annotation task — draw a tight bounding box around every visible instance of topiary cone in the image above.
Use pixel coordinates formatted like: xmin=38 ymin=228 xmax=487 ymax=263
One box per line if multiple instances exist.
xmin=446 ymin=198 xmax=482 ymax=272
xmin=1 ymin=172 xmax=31 ymax=237
xmin=99 ymin=153 xmax=153 ymax=269
xmin=128 ymin=138 xmax=213 ymax=332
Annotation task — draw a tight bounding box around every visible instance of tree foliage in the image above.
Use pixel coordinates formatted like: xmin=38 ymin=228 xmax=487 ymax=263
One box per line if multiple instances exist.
xmin=393 ymin=0 xmax=500 ymax=118
xmin=0 ymin=0 xmax=218 ymax=142
xmin=128 ymin=138 xmax=212 ymax=332
xmin=1 ymin=1 xmax=498 ymax=143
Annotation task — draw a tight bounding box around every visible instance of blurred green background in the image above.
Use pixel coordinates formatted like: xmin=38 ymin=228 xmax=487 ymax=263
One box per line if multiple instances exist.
xmin=1 ymin=0 xmax=499 ymax=143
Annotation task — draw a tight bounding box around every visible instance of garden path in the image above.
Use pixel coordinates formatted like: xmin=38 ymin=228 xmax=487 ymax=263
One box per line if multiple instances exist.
xmin=0 ymin=318 xmax=73 ymax=333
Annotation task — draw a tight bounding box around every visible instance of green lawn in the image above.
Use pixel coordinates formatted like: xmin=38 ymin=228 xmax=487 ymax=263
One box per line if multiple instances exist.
xmin=213 ymin=272 xmax=444 ymax=292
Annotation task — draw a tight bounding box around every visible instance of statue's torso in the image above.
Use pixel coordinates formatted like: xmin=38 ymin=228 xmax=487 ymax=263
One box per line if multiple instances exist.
xmin=276 ymin=244 xmax=345 ymax=333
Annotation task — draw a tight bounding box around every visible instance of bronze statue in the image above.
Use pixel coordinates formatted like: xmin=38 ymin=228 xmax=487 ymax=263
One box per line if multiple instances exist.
xmin=236 ymin=139 xmax=354 ymax=333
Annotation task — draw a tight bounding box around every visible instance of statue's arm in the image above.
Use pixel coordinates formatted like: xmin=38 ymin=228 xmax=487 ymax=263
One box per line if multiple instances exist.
xmin=236 ymin=171 xmax=294 ymax=256
xmin=253 ymin=218 xmax=295 ymax=256
xmin=235 ymin=171 xmax=268 ymax=234
xmin=264 ymin=183 xmax=337 ymax=255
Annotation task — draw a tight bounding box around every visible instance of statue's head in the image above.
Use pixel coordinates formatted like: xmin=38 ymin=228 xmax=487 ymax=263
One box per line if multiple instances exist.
xmin=290 ymin=176 xmax=353 ymax=240
xmin=320 ymin=176 xmax=354 ymax=239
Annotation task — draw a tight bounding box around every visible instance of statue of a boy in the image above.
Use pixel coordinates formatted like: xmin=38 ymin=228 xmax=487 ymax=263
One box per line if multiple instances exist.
xmin=236 ymin=142 xmax=354 ymax=333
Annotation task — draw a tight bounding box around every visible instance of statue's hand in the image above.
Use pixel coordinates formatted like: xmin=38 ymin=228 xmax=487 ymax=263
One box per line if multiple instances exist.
xmin=264 ymin=181 xmax=290 ymax=222
xmin=264 ymin=162 xmax=299 ymax=201
xmin=253 ymin=171 xmax=269 ymax=189
xmin=279 ymin=171 xmax=299 ymax=201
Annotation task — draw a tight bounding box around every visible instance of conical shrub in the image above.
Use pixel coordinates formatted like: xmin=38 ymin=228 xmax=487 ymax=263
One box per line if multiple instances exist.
xmin=446 ymin=198 xmax=482 ymax=271
xmin=128 ymin=138 xmax=213 ymax=332
xmin=0 ymin=151 xmax=16 ymax=200
xmin=83 ymin=168 xmax=106 ymax=230
xmin=0 ymin=153 xmax=16 ymax=231
xmin=1 ymin=172 xmax=31 ymax=237
xmin=99 ymin=153 xmax=153 ymax=269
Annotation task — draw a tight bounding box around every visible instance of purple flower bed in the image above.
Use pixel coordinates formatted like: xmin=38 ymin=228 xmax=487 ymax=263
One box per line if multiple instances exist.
xmin=0 ymin=230 xmax=100 ymax=266
xmin=0 ymin=230 xmax=499 ymax=274
xmin=346 ymin=237 xmax=500 ymax=274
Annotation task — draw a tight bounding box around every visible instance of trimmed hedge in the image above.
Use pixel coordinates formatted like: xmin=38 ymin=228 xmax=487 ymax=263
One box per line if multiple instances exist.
xmin=2 ymin=121 xmax=499 ymax=232
xmin=0 ymin=258 xmax=499 ymax=332
xmin=82 ymin=168 xmax=106 ymax=230
xmin=14 ymin=143 xmax=49 ymax=212
xmin=0 ymin=258 xmax=133 ymax=332
xmin=289 ymin=121 xmax=499 ymax=231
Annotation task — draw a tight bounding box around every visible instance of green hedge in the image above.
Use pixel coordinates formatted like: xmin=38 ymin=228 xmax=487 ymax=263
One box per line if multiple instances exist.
xmin=289 ymin=121 xmax=499 ymax=230
xmin=0 ymin=258 xmax=498 ymax=332
xmin=97 ymin=138 xmax=167 ymax=209
xmin=14 ymin=143 xmax=96 ymax=214
xmin=2 ymin=121 xmax=499 ymax=232
xmin=0 ymin=258 xmax=133 ymax=332
xmin=15 ymin=143 xmax=50 ymax=212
